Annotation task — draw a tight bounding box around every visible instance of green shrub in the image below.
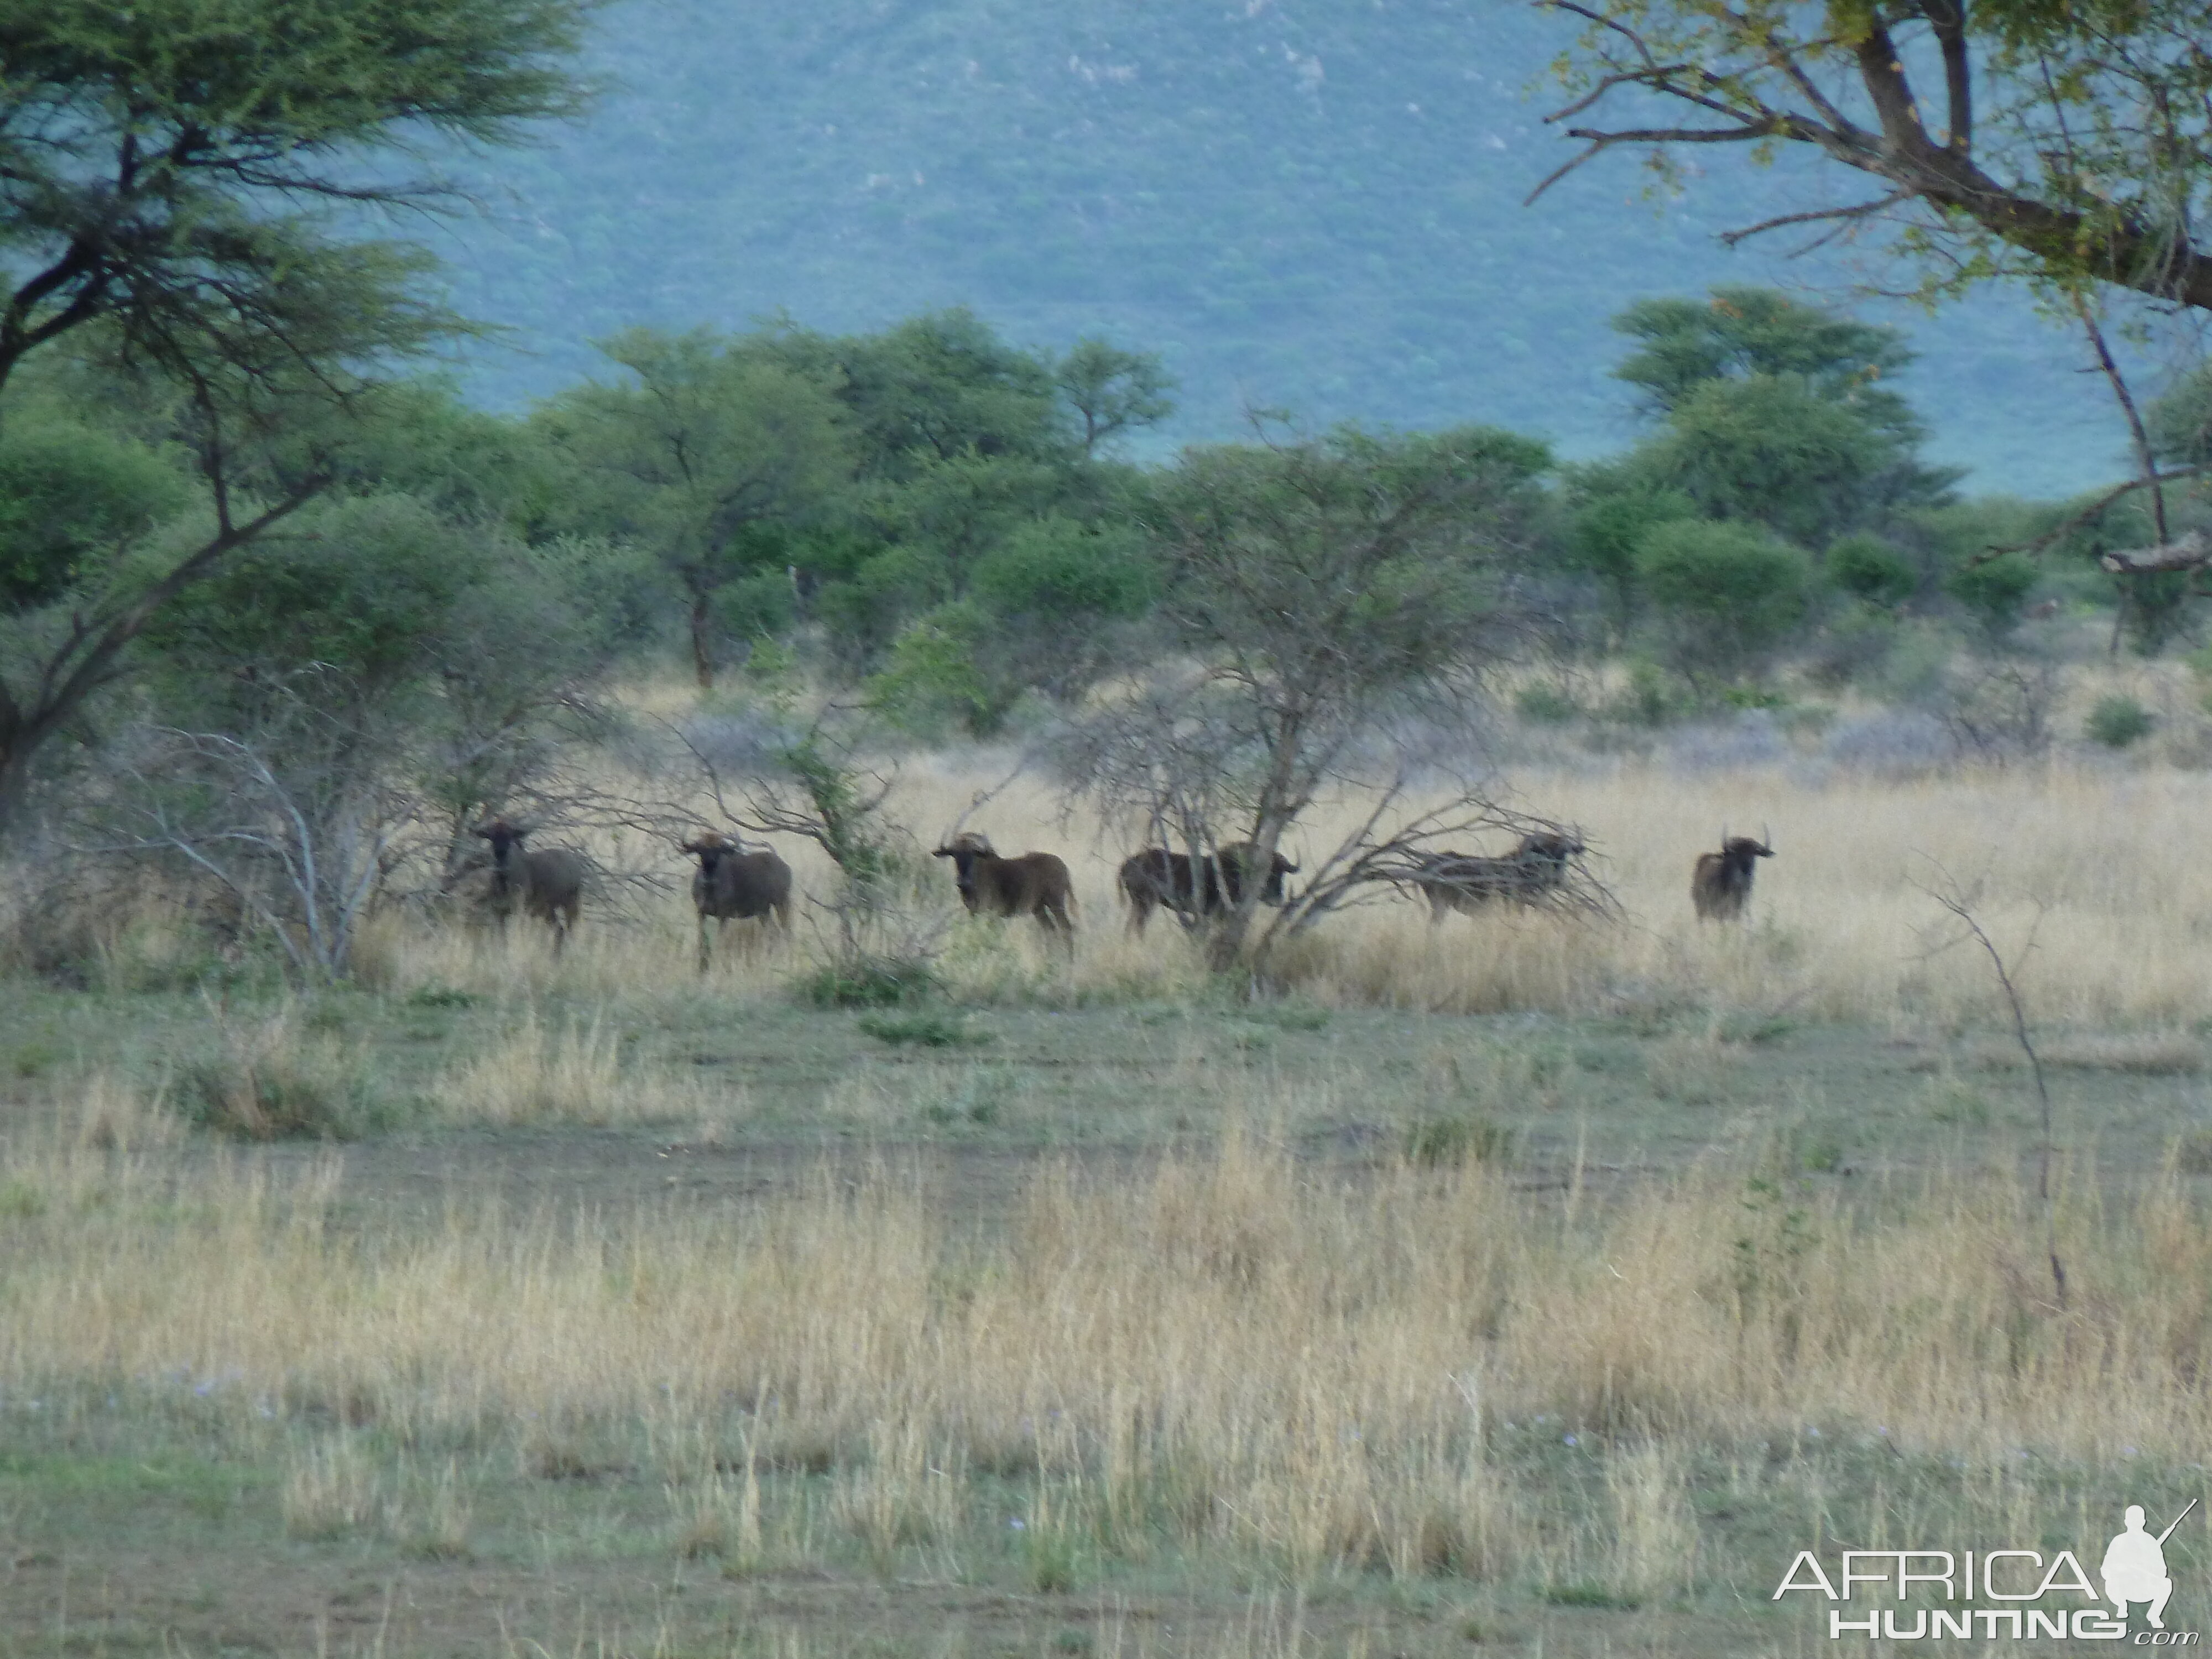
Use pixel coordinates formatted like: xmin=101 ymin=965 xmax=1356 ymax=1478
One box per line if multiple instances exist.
xmin=405 ymin=985 xmax=479 ymax=1009
xmin=1515 ymin=682 xmax=1582 ymax=724
xmin=1720 ymin=685 xmax=1788 ymax=710
xmin=177 ymin=1047 xmax=399 ymax=1140
xmin=2178 ymin=1129 xmax=2212 ymax=1175
xmin=1944 ymin=551 xmax=2038 ymax=635
xmin=1825 ymin=533 xmax=1917 ymax=606
xmin=2086 ymin=695 xmax=2154 ymax=749
xmin=1601 ymin=659 xmax=1679 ymax=727
xmin=1634 ymin=518 xmax=1810 ymax=684
xmin=796 ymin=953 xmax=942 ymax=1008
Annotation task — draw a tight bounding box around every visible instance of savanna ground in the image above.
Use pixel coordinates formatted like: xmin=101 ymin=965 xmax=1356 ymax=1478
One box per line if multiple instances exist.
xmin=4 ymin=750 xmax=2212 ymax=1657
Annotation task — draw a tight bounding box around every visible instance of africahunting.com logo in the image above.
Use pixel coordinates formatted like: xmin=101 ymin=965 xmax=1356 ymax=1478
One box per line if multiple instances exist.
xmin=1776 ymin=1500 xmax=2199 ymax=1643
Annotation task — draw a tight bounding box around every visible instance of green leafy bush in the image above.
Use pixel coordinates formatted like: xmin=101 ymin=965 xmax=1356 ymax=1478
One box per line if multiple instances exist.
xmin=1516 ymin=683 xmax=1582 ymax=724
xmin=1944 ymin=551 xmax=2038 ymax=635
xmin=796 ymin=954 xmax=941 ymax=1008
xmin=1601 ymin=659 xmax=1680 ymax=727
xmin=1825 ymin=534 xmax=1917 ymax=606
xmin=1634 ymin=519 xmax=1809 ymax=684
xmin=2086 ymin=695 xmax=2154 ymax=749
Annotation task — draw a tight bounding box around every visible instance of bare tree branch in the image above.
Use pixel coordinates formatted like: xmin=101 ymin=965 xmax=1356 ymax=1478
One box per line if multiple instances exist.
xmin=1913 ymin=864 xmax=2067 ymax=1310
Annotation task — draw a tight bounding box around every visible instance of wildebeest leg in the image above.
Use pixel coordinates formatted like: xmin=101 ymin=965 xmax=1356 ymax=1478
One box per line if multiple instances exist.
xmin=696 ymin=913 xmax=713 ymax=975
xmin=1043 ymin=898 xmax=1076 ymax=950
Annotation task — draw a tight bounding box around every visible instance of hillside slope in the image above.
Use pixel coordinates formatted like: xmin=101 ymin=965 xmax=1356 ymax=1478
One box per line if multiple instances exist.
xmin=422 ymin=0 xmax=2157 ymax=492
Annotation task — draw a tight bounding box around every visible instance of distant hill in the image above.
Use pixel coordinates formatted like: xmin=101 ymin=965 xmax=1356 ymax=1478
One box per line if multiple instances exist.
xmin=418 ymin=0 xmax=2164 ymax=494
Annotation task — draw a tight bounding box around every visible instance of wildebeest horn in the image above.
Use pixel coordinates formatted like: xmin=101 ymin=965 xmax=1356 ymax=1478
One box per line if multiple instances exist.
xmin=1761 ymin=822 xmax=1772 ymax=852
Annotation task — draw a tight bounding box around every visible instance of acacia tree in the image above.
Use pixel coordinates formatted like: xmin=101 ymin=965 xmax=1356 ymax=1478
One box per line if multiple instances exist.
xmin=0 ymin=0 xmax=593 ymax=832
xmin=1055 ymin=337 xmax=1177 ymax=458
xmin=1073 ymin=422 xmax=1559 ymax=971
xmin=532 ymin=328 xmax=852 ymax=690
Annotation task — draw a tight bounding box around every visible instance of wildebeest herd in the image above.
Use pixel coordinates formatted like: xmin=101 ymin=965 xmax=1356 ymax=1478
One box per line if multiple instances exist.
xmin=468 ymin=814 xmax=1777 ymax=958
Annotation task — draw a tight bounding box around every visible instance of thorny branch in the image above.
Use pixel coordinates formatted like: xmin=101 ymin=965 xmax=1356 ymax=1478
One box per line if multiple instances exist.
xmin=1914 ymin=865 xmax=2067 ymax=1310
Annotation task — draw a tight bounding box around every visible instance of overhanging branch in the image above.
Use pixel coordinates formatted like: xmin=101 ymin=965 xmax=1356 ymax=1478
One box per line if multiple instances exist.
xmin=2099 ymin=529 xmax=2212 ymax=575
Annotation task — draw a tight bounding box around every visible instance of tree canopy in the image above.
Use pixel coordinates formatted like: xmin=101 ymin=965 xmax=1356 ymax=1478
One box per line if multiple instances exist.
xmin=0 ymin=0 xmax=596 ymax=829
xmin=0 ymin=0 xmax=593 ymax=396
xmin=1533 ymin=0 xmax=2212 ymax=313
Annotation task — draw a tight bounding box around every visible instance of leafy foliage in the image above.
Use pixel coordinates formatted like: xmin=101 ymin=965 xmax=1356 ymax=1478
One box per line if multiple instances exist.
xmin=531 ymin=328 xmax=853 ymax=687
xmin=2086 ymin=696 xmax=2155 ymax=749
xmin=1826 ymin=535 xmax=1919 ymax=608
xmin=1634 ymin=520 xmax=1809 ymax=687
xmin=0 ymin=0 xmax=592 ymax=396
xmin=0 ymin=0 xmax=596 ymax=831
xmin=1535 ymin=0 xmax=2212 ymax=314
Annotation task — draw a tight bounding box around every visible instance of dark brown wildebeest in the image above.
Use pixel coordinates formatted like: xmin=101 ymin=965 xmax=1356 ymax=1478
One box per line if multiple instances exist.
xmin=1117 ymin=842 xmax=1298 ymax=935
xmin=471 ymin=817 xmax=587 ymax=954
xmin=681 ymin=831 xmax=793 ymax=970
xmin=1692 ymin=828 xmax=1773 ymax=920
xmin=1410 ymin=832 xmax=1584 ymax=922
xmin=933 ymin=832 xmax=1077 ymax=941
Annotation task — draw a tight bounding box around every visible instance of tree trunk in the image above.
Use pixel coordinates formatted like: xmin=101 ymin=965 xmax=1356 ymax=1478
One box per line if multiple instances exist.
xmin=690 ymin=592 xmax=717 ymax=691
xmin=0 ymin=730 xmax=33 ymax=838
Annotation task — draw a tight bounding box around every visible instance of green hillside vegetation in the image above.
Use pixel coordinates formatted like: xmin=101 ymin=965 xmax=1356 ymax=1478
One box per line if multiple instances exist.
xmin=418 ymin=0 xmax=2145 ymax=494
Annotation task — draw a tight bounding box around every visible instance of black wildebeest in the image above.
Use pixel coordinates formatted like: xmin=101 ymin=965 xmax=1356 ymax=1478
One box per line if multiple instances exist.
xmin=471 ymin=817 xmax=587 ymax=953
xmin=1692 ymin=828 xmax=1773 ymax=920
xmin=1410 ymin=832 xmax=1584 ymax=922
xmin=1117 ymin=842 xmax=1298 ymax=935
xmin=681 ymin=831 xmax=793 ymax=970
xmin=932 ymin=832 xmax=1077 ymax=940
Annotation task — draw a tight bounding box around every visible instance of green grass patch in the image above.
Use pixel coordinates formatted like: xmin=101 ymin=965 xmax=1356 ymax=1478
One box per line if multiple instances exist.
xmin=1540 ymin=1582 xmax=1641 ymax=1610
xmin=1404 ymin=1113 xmax=1515 ymax=1168
xmin=858 ymin=1010 xmax=989 ymax=1048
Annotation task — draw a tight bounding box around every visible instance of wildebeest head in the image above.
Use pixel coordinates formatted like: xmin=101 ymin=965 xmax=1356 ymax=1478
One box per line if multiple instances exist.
xmin=1409 ymin=828 xmax=1584 ymax=920
xmin=1514 ymin=831 xmax=1584 ymax=874
xmin=681 ymin=829 xmax=735 ymax=877
xmin=931 ymin=832 xmax=996 ymax=904
xmin=471 ymin=815 xmax=529 ymax=866
xmin=1220 ymin=842 xmax=1298 ymax=906
xmin=1722 ymin=832 xmax=1774 ymax=867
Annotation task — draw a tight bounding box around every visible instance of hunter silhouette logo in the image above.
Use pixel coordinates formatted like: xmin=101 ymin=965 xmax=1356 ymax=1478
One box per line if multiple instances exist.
xmin=2105 ymin=1500 xmax=2195 ymax=1631
xmin=1774 ymin=1496 xmax=2200 ymax=1642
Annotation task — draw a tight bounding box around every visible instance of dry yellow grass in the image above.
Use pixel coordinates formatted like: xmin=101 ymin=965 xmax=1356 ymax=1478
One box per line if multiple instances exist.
xmin=342 ymin=758 xmax=2212 ymax=1037
xmin=427 ymin=1006 xmax=729 ymax=1126
xmin=341 ymin=752 xmax=2212 ymax=1040
xmin=870 ymin=759 xmax=2212 ymax=1030
xmin=3 ymin=1091 xmax=2205 ymax=1587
